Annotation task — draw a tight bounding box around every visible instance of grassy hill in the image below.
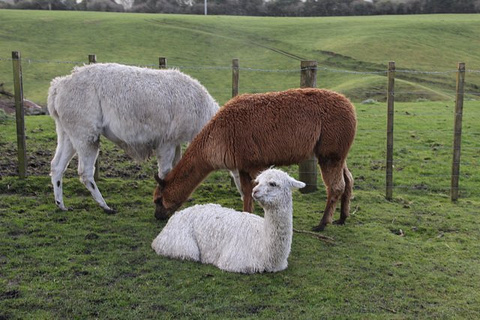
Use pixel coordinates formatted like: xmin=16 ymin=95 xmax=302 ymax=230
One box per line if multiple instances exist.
xmin=1 ymin=10 xmax=479 ymax=105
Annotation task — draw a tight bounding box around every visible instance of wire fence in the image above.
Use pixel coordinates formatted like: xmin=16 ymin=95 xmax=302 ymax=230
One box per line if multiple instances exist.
xmin=1 ymin=54 xmax=479 ymax=201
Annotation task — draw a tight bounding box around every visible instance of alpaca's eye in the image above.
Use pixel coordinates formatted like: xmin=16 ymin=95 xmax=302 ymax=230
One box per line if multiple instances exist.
xmin=269 ymin=182 xmax=277 ymax=187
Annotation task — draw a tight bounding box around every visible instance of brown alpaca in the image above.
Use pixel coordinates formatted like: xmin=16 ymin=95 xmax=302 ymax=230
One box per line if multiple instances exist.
xmin=154 ymin=88 xmax=357 ymax=231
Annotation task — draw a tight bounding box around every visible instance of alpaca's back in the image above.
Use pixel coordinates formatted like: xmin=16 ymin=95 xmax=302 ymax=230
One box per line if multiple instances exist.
xmin=198 ymin=88 xmax=356 ymax=169
xmin=48 ymin=63 xmax=218 ymax=161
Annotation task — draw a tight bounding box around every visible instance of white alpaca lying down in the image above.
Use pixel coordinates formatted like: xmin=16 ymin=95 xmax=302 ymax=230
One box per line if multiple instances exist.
xmin=152 ymin=168 xmax=305 ymax=274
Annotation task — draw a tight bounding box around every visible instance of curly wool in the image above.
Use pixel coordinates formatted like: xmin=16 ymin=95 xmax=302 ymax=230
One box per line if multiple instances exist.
xmin=152 ymin=168 xmax=305 ymax=274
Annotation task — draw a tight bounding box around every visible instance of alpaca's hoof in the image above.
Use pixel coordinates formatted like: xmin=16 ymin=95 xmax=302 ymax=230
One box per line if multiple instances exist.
xmin=103 ymin=207 xmax=117 ymax=215
xmin=56 ymin=201 xmax=68 ymax=211
xmin=312 ymin=224 xmax=326 ymax=232
xmin=333 ymin=219 xmax=346 ymax=225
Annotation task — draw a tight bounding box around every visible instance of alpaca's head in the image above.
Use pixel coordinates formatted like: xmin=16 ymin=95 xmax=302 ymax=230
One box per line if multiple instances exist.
xmin=252 ymin=169 xmax=305 ymax=208
xmin=153 ymin=174 xmax=181 ymax=220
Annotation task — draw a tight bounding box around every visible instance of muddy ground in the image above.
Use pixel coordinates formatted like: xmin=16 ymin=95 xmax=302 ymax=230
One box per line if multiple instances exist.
xmin=0 ymin=138 xmax=155 ymax=179
xmin=0 ymin=99 xmax=155 ymax=180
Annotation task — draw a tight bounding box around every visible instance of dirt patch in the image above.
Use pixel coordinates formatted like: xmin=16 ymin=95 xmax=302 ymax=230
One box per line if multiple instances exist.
xmin=0 ymin=138 xmax=157 ymax=179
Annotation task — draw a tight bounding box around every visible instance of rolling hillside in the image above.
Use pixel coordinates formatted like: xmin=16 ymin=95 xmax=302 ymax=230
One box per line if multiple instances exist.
xmin=0 ymin=10 xmax=479 ymax=105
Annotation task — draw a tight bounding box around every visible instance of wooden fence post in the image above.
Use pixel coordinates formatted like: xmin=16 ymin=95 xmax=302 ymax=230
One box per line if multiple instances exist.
xmin=386 ymin=61 xmax=395 ymax=200
xmin=88 ymin=54 xmax=96 ymax=64
xmin=158 ymin=57 xmax=182 ymax=164
xmin=159 ymin=57 xmax=167 ymax=69
xmin=232 ymin=58 xmax=239 ymax=98
xmin=12 ymin=51 xmax=27 ymax=179
xmin=230 ymin=59 xmax=240 ymax=187
xmin=299 ymin=60 xmax=318 ymax=193
xmin=451 ymin=62 xmax=465 ymax=201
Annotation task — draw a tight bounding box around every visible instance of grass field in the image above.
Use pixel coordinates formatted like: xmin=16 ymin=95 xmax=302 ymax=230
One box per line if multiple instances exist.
xmin=1 ymin=9 xmax=480 ymax=319
xmin=1 ymin=102 xmax=479 ymax=318
xmin=1 ymin=10 xmax=480 ymax=105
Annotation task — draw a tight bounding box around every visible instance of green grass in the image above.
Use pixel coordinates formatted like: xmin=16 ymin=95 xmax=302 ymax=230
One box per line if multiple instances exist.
xmin=1 ymin=99 xmax=480 ymax=318
xmin=1 ymin=10 xmax=480 ymax=105
xmin=1 ymin=9 xmax=480 ymax=319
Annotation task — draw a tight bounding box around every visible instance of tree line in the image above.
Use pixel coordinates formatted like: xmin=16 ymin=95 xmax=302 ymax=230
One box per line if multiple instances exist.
xmin=2 ymin=0 xmax=480 ymax=16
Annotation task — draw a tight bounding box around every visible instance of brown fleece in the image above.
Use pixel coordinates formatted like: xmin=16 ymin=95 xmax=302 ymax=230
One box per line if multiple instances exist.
xmin=154 ymin=88 xmax=357 ymax=230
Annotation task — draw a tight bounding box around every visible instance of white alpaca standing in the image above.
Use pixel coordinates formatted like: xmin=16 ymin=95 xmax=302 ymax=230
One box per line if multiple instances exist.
xmin=47 ymin=63 xmax=219 ymax=213
xmin=151 ymin=168 xmax=305 ymax=274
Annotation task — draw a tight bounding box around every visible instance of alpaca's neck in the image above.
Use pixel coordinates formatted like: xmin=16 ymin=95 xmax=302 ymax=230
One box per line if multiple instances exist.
xmin=262 ymin=199 xmax=293 ymax=261
xmin=163 ymin=148 xmax=214 ymax=206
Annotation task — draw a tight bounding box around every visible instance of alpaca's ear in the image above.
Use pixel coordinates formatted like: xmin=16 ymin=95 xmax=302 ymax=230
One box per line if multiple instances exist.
xmin=154 ymin=174 xmax=166 ymax=189
xmin=289 ymin=177 xmax=306 ymax=189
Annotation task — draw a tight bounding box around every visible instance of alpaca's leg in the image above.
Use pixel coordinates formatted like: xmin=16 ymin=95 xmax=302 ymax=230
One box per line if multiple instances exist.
xmin=76 ymin=139 xmax=115 ymax=214
xmin=50 ymin=127 xmax=76 ymax=211
xmin=154 ymin=144 xmax=177 ymax=179
xmin=229 ymin=169 xmax=244 ymax=200
xmin=173 ymin=144 xmax=182 ymax=166
xmin=239 ymin=171 xmax=255 ymax=212
xmin=314 ymin=159 xmax=346 ymax=231
xmin=337 ymin=165 xmax=353 ymax=225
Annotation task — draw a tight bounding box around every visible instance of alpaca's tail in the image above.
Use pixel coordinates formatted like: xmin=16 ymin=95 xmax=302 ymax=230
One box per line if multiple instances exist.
xmin=343 ymin=165 xmax=353 ymax=201
xmin=339 ymin=165 xmax=354 ymax=223
xmin=47 ymin=77 xmax=63 ymax=118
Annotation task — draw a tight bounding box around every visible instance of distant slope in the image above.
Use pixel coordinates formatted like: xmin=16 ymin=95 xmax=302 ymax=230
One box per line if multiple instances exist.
xmin=0 ymin=10 xmax=478 ymax=104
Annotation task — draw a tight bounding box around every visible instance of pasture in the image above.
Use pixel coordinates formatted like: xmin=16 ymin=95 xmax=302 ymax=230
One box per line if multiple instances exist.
xmin=1 ymin=10 xmax=480 ymax=105
xmin=1 ymin=9 xmax=480 ymax=319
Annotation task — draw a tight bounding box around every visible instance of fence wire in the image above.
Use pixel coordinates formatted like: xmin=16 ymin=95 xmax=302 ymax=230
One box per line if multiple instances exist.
xmin=2 ymin=57 xmax=480 ymax=74
xmin=1 ymin=56 xmax=479 ymax=200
